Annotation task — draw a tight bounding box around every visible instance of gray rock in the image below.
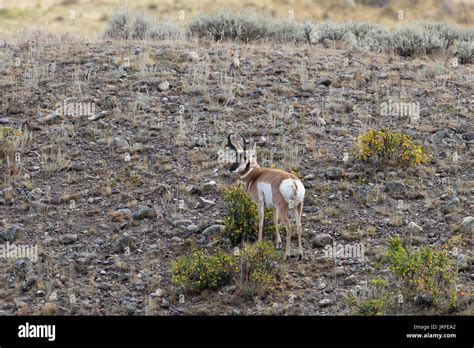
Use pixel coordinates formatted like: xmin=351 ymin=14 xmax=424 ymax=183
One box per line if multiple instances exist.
xmin=201 ymin=224 xmax=225 ymax=237
xmin=343 ymin=274 xmax=357 ymax=285
xmin=158 ymin=80 xmax=170 ymax=92
xmin=461 ymin=216 xmax=473 ymax=233
xmin=319 ymin=298 xmax=335 ymax=307
xmin=433 ymin=128 xmax=450 ymax=139
xmin=172 ymin=219 xmax=192 ymax=227
xmin=385 ymin=181 xmax=407 ymax=199
xmin=160 ymin=299 xmax=170 ymax=308
xmin=60 ymin=234 xmax=78 ymax=244
xmin=186 ymin=51 xmax=200 ymax=61
xmin=408 ymin=221 xmax=423 ymax=232
xmin=312 ymin=233 xmax=333 ymax=248
xmin=442 ymin=197 xmax=460 ymax=214
xmin=186 ymin=224 xmax=199 ymax=233
xmin=197 ymin=197 xmax=215 ymax=209
xmin=122 ymin=299 xmax=137 ymax=313
xmin=0 ymin=117 xmax=10 ymax=125
xmin=0 ymin=224 xmax=22 ymax=243
xmin=114 ymin=233 xmax=137 ymax=253
xmin=133 ymin=205 xmax=157 ymax=220
xmin=324 ymin=167 xmax=343 ymax=180
xmin=316 ymin=77 xmax=332 ymax=87
xmin=111 ymin=137 xmax=129 ymax=149
xmin=463 ymin=132 xmax=474 ymax=141
xmin=171 ymin=236 xmax=183 ymax=243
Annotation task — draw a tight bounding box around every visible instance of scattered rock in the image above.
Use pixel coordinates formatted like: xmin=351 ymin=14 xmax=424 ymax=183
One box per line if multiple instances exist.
xmin=463 ymin=132 xmax=474 ymax=141
xmin=316 ymin=77 xmax=332 ymax=87
xmin=201 ymin=224 xmax=225 ymax=237
xmin=0 ymin=224 xmax=22 ymax=243
xmin=319 ymin=298 xmax=335 ymax=307
xmin=186 ymin=51 xmax=200 ymax=61
xmin=408 ymin=221 xmax=423 ymax=232
xmin=324 ymin=167 xmax=343 ymax=180
xmin=461 ymin=216 xmax=473 ymax=233
xmin=343 ymin=275 xmax=357 ymax=285
xmin=158 ymin=80 xmax=170 ymax=92
xmin=385 ymin=181 xmax=407 ymax=199
xmin=171 ymin=236 xmax=183 ymax=243
xmin=114 ymin=233 xmax=137 ymax=253
xmin=186 ymin=224 xmax=198 ymax=233
xmin=197 ymin=197 xmax=216 ymax=209
xmin=122 ymin=299 xmax=137 ymax=314
xmin=433 ymin=128 xmax=450 ymax=139
xmin=133 ymin=205 xmax=157 ymax=220
xmin=172 ymin=219 xmax=192 ymax=227
xmin=48 ymin=292 xmax=58 ymax=302
xmin=60 ymin=234 xmax=78 ymax=244
xmin=312 ymin=233 xmax=333 ymax=248
xmin=109 ymin=208 xmax=133 ymax=222
xmin=160 ymin=299 xmax=170 ymax=308
xmin=110 ymin=137 xmax=129 ymax=150
xmin=0 ymin=117 xmax=10 ymax=124
xmin=441 ymin=197 xmax=460 ymax=214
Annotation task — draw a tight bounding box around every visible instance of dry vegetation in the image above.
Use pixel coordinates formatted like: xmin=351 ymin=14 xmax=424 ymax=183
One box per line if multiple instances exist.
xmin=0 ymin=1 xmax=473 ymax=316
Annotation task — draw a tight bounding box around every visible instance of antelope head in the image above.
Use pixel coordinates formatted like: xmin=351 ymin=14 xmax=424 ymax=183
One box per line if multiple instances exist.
xmin=226 ymin=134 xmax=258 ymax=176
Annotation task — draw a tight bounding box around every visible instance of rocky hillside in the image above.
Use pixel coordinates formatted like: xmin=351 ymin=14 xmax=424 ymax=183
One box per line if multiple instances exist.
xmin=0 ymin=31 xmax=472 ymax=315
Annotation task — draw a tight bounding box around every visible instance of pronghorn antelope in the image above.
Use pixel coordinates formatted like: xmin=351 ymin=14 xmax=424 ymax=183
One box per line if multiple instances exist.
xmin=226 ymin=134 xmax=306 ymax=260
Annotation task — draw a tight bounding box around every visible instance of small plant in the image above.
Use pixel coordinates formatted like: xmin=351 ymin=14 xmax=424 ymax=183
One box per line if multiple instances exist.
xmin=222 ymin=184 xmax=259 ymax=245
xmin=383 ymin=236 xmax=457 ymax=305
xmin=188 ymin=12 xmax=305 ymax=43
xmin=354 ymin=129 xmax=428 ymax=166
xmin=170 ymin=249 xmax=236 ymax=292
xmin=222 ymin=184 xmax=274 ymax=246
xmin=234 ymin=240 xmax=281 ymax=295
xmin=347 ymin=278 xmax=394 ymax=316
xmin=104 ymin=7 xmax=182 ymax=40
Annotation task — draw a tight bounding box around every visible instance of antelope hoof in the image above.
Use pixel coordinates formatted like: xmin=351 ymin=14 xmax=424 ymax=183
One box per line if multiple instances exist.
xmin=297 ymin=253 xmax=303 ymax=261
xmin=276 ymin=241 xmax=282 ymax=250
xmin=284 ymin=253 xmax=291 ymax=262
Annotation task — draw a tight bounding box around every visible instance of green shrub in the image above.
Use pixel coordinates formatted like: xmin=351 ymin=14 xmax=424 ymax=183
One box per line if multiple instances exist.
xmin=104 ymin=8 xmax=183 ymax=40
xmin=222 ymin=185 xmax=275 ymax=246
xmin=391 ymin=22 xmax=459 ymax=57
xmin=310 ymin=21 xmax=349 ymax=43
xmin=169 ymin=241 xmax=281 ymax=294
xmin=354 ymin=129 xmax=429 ymax=166
xmin=188 ymin=12 xmax=304 ymax=43
xmin=348 ymin=237 xmax=460 ymax=315
xmin=234 ymin=240 xmax=281 ymax=295
xmin=457 ymin=41 xmax=473 ymax=64
xmin=170 ymin=249 xmax=236 ymax=292
xmin=347 ymin=278 xmax=394 ymax=316
xmin=383 ymin=236 xmax=457 ymax=304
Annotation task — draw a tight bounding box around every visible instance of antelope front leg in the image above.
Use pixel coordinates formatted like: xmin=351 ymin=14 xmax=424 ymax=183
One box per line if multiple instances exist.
xmin=257 ymin=202 xmax=264 ymax=241
xmin=273 ymin=209 xmax=282 ymax=249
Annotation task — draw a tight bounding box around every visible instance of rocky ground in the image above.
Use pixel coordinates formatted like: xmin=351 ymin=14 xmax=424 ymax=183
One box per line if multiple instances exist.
xmin=0 ymin=33 xmax=473 ymax=315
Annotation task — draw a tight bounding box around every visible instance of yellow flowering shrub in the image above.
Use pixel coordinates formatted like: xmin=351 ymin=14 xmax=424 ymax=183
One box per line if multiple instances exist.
xmin=170 ymin=249 xmax=236 ymax=292
xmin=354 ymin=129 xmax=428 ymax=166
xmin=170 ymin=241 xmax=281 ymax=294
